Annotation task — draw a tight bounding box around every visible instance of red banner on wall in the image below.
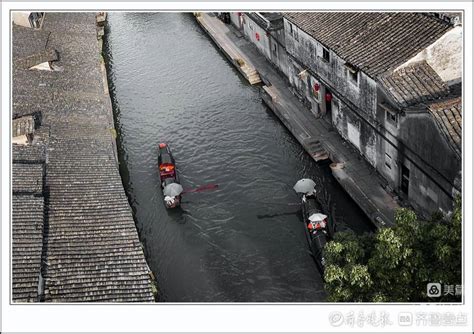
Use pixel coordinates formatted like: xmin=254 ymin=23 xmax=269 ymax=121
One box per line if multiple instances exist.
xmin=313 ymin=83 xmax=320 ymax=93
xmin=325 ymin=92 xmax=333 ymax=102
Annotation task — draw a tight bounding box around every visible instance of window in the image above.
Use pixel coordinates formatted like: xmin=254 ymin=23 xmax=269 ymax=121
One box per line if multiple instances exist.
xmin=348 ymin=69 xmax=358 ymax=84
xmin=386 ymin=109 xmax=398 ymax=126
xmin=345 ymin=63 xmax=359 ymax=86
xmin=272 ymin=43 xmax=277 ymax=55
xmin=385 ymin=153 xmax=392 ymax=170
xmin=322 ymin=47 xmax=330 ymax=62
xmin=379 ymin=102 xmax=399 ymax=126
xmin=289 ymin=23 xmax=293 ymax=34
xmin=401 ymin=165 xmax=410 ymax=195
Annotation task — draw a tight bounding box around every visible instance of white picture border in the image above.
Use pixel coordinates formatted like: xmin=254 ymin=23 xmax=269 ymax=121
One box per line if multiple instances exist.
xmin=2 ymin=1 xmax=472 ymax=332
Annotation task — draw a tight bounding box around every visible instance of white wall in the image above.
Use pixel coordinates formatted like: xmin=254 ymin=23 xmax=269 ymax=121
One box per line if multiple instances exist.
xmin=284 ymin=18 xmax=378 ymax=119
xmin=347 ymin=123 xmax=361 ymax=151
xmin=395 ymin=26 xmax=462 ymax=83
xmin=242 ymin=15 xmax=271 ymax=60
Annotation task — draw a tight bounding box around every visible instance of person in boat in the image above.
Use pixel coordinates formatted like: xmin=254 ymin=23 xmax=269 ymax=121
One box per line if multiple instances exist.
xmin=162 ymin=177 xmax=181 ymax=207
xmin=302 ymin=189 xmax=317 ymax=203
xmin=164 ymin=195 xmax=179 ymax=208
xmin=306 ymin=189 xmax=317 ymax=198
xmin=307 ymin=219 xmax=327 ymax=234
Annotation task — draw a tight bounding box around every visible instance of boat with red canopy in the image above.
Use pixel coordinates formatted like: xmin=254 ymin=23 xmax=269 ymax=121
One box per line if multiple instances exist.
xmin=158 ymin=143 xmax=181 ymax=208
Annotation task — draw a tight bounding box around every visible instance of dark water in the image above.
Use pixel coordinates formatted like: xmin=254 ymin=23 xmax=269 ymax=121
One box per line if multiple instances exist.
xmin=104 ymin=12 xmax=373 ymax=302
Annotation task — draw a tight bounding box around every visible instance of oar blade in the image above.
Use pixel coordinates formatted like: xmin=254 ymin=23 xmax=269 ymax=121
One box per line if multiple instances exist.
xmin=182 ymin=184 xmax=219 ymax=194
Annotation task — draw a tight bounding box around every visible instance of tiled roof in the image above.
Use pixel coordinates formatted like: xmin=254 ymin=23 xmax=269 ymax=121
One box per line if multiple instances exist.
xmin=44 ymin=124 xmax=154 ymax=302
xmin=12 ymin=195 xmax=44 ymax=302
xmin=12 ymin=12 xmax=154 ymax=302
xmin=12 ymin=21 xmax=49 ymax=305
xmin=12 ymin=163 xmax=44 ymax=195
xmin=283 ymin=12 xmax=453 ymax=77
xmin=428 ymin=97 xmax=462 ymax=158
xmin=13 ymin=144 xmax=46 ymax=163
xmin=14 ymin=48 xmax=58 ymax=70
xmin=12 ymin=95 xmax=53 ymax=120
xmin=379 ymin=60 xmax=450 ymax=108
xmin=11 ymin=20 xmax=47 ymax=298
xmin=12 ymin=24 xmax=51 ymax=59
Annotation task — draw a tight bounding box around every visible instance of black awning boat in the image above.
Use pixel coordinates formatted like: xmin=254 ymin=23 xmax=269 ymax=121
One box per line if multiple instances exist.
xmin=158 ymin=143 xmax=181 ymax=209
xmin=301 ymin=192 xmax=332 ymax=274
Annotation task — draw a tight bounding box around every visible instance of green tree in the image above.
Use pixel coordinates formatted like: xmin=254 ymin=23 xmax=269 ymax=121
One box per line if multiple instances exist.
xmin=324 ymin=197 xmax=462 ymax=302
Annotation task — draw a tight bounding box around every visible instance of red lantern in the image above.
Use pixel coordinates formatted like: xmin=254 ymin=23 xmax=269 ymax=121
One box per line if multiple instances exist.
xmin=255 ymin=32 xmax=260 ymax=41
xmin=313 ymin=83 xmax=320 ymax=92
xmin=238 ymin=12 xmax=242 ymax=16
xmin=325 ymin=92 xmax=332 ymax=102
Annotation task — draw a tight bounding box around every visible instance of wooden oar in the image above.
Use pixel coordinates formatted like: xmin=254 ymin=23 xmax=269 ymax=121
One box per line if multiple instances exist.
xmin=181 ymin=184 xmax=219 ymax=195
xmin=258 ymin=201 xmax=300 ymax=206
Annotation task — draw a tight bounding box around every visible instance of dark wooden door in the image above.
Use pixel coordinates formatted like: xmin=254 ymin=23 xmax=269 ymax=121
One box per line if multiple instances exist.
xmin=401 ymin=164 xmax=410 ymax=195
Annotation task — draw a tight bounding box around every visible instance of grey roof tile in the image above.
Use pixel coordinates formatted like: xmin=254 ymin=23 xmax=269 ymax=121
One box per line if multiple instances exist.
xmin=12 ymin=163 xmax=44 ymax=195
xmin=428 ymin=97 xmax=462 ymax=158
xmin=12 ymin=24 xmax=50 ymax=59
xmin=380 ymin=60 xmax=449 ymax=108
xmin=12 ymin=195 xmax=44 ymax=302
xmin=283 ymin=12 xmax=453 ymax=78
xmin=12 ymin=12 xmax=154 ymax=302
xmin=12 ymin=143 xmax=46 ymax=163
xmin=14 ymin=48 xmax=58 ymax=70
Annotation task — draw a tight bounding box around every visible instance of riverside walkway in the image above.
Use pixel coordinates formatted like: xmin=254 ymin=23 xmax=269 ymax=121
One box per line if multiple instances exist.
xmin=12 ymin=13 xmax=154 ymax=302
xmin=195 ymin=13 xmax=261 ymax=85
xmin=196 ymin=13 xmax=400 ymax=228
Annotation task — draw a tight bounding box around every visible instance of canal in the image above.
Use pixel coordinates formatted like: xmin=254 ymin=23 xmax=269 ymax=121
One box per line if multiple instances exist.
xmin=104 ymin=12 xmax=374 ymax=302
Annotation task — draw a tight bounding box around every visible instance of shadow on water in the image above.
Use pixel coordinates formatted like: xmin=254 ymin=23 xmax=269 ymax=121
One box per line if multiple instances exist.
xmin=103 ymin=12 xmax=374 ymax=302
xmin=257 ymin=210 xmax=301 ymax=220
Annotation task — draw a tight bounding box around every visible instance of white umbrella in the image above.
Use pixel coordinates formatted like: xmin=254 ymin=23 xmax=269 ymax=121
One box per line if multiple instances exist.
xmin=163 ymin=183 xmax=183 ymax=197
xmin=309 ymin=213 xmax=327 ymax=222
xmin=293 ymin=178 xmax=316 ymax=194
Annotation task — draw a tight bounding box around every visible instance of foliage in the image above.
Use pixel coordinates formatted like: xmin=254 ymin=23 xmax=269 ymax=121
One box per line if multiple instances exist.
xmin=324 ymin=197 xmax=462 ymax=302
